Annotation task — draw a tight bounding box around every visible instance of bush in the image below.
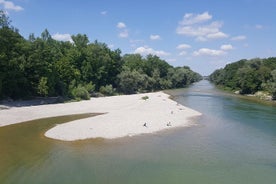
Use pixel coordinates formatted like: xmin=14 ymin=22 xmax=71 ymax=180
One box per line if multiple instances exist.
xmin=84 ymin=82 xmax=95 ymax=94
xmin=99 ymin=84 xmax=115 ymax=96
xmin=141 ymin=96 xmax=149 ymax=100
xmin=71 ymin=86 xmax=90 ymax=100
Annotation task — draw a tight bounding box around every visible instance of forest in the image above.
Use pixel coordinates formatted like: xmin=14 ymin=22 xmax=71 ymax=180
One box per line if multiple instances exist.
xmin=0 ymin=11 xmax=202 ymax=100
xmin=209 ymin=57 xmax=276 ymax=100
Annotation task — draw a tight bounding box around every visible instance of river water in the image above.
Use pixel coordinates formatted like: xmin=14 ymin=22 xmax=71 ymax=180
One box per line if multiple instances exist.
xmin=0 ymin=80 xmax=276 ymax=184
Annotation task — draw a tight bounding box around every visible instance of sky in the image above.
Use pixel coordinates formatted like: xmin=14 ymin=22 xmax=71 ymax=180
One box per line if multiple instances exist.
xmin=1 ymin=0 xmax=276 ymax=75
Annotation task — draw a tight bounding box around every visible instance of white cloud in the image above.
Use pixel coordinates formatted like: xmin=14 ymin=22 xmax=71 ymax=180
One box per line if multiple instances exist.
xmin=108 ymin=44 xmax=114 ymax=49
xmin=0 ymin=0 xmax=23 ymax=11
xmin=167 ymin=58 xmax=177 ymax=63
xmin=118 ymin=29 xmax=129 ymax=38
xmin=206 ymin=31 xmax=228 ymax=39
xmin=177 ymin=20 xmax=223 ymax=37
xmin=231 ymin=35 xmax=246 ymax=41
xmin=134 ymin=46 xmax=170 ymax=57
xmin=220 ymin=44 xmax=233 ymax=51
xmin=179 ymin=12 xmax=212 ymax=26
xmin=196 ymin=36 xmax=207 ymax=42
xmin=176 ymin=12 xmax=228 ymax=41
xmin=176 ymin=44 xmax=191 ymax=49
xmin=150 ymin=34 xmax=161 ymax=40
xmin=52 ymin=33 xmax=73 ymax=43
xmin=193 ymin=48 xmax=225 ymax=57
xmin=117 ymin=22 xmax=128 ymax=38
xmin=179 ymin=51 xmax=187 ymax=56
xmin=193 ymin=43 xmax=234 ymax=57
xmin=117 ymin=22 xmax=126 ymax=29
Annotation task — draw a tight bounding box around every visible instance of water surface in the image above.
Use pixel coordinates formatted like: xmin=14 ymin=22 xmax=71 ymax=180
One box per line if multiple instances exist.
xmin=1 ymin=80 xmax=276 ymax=184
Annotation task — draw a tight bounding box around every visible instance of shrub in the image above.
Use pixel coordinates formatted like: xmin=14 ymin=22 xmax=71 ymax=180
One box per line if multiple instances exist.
xmin=141 ymin=96 xmax=149 ymax=100
xmin=71 ymin=86 xmax=90 ymax=100
xmin=99 ymin=85 xmax=115 ymax=96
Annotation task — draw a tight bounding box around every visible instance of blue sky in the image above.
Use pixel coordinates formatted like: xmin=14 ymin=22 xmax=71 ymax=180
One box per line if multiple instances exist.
xmin=1 ymin=0 xmax=276 ymax=75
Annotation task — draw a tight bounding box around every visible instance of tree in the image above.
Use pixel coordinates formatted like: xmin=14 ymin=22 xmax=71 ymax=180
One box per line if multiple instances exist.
xmin=168 ymin=67 xmax=191 ymax=88
xmin=209 ymin=57 xmax=276 ymax=98
xmin=0 ymin=12 xmax=202 ymax=100
xmin=41 ymin=29 xmax=52 ymax=42
xmin=37 ymin=77 xmax=49 ymax=96
xmin=0 ymin=12 xmax=30 ymax=98
xmin=269 ymin=70 xmax=276 ymax=100
xmin=72 ymin=34 xmax=89 ymax=49
xmin=0 ymin=10 xmax=11 ymax=28
xmin=117 ymin=67 xmax=148 ymax=94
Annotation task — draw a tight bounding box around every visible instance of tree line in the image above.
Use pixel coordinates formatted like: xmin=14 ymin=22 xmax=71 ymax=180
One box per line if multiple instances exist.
xmin=0 ymin=11 xmax=202 ymax=100
xmin=209 ymin=57 xmax=276 ymax=100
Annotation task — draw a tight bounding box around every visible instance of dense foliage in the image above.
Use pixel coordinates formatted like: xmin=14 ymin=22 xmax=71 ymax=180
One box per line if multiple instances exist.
xmin=209 ymin=57 xmax=276 ymax=99
xmin=0 ymin=11 xmax=201 ymax=100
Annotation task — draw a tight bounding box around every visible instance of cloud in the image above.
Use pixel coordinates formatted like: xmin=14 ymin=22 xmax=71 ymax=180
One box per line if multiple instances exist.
xmin=52 ymin=33 xmax=73 ymax=43
xmin=179 ymin=11 xmax=212 ymax=26
xmin=176 ymin=44 xmax=191 ymax=49
xmin=231 ymin=35 xmax=246 ymax=41
xmin=108 ymin=44 xmax=114 ymax=49
xmin=134 ymin=46 xmax=170 ymax=57
xmin=179 ymin=51 xmax=187 ymax=56
xmin=176 ymin=12 xmax=228 ymax=41
xmin=150 ymin=34 xmax=161 ymax=40
xmin=193 ymin=48 xmax=225 ymax=57
xmin=206 ymin=31 xmax=228 ymax=39
xmin=117 ymin=22 xmax=128 ymax=38
xmin=220 ymin=44 xmax=233 ymax=51
xmin=193 ymin=44 xmax=234 ymax=57
xmin=167 ymin=58 xmax=177 ymax=63
xmin=117 ymin=22 xmax=126 ymax=29
xmin=118 ymin=30 xmax=129 ymax=38
xmin=0 ymin=0 xmax=23 ymax=11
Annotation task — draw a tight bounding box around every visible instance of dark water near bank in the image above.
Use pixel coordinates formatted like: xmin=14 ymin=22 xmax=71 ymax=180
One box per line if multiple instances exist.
xmin=1 ymin=80 xmax=276 ymax=184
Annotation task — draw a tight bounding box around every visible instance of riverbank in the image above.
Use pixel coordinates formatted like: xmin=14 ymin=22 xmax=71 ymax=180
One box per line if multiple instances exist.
xmin=0 ymin=92 xmax=201 ymax=141
xmin=211 ymin=84 xmax=276 ymax=106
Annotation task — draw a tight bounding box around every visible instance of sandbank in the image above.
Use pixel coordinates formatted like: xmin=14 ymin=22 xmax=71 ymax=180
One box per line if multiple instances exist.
xmin=0 ymin=92 xmax=202 ymax=141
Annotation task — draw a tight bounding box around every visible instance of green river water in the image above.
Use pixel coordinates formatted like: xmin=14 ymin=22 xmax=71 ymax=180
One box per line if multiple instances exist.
xmin=0 ymin=80 xmax=276 ymax=184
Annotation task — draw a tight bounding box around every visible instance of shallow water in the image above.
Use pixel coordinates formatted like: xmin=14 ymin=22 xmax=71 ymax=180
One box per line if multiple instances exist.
xmin=1 ymin=80 xmax=276 ymax=184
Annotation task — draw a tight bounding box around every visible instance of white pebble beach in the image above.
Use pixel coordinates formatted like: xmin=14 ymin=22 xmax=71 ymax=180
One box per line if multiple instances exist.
xmin=0 ymin=92 xmax=202 ymax=141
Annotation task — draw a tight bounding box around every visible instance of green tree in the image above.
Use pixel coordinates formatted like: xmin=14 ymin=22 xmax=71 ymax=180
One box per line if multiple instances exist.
xmin=0 ymin=10 xmax=11 ymax=28
xmin=209 ymin=57 xmax=276 ymax=98
xmin=269 ymin=70 xmax=276 ymax=100
xmin=37 ymin=77 xmax=49 ymax=96
xmin=0 ymin=11 xmax=30 ymax=98
xmin=0 ymin=11 xmax=202 ymax=100
xmin=117 ymin=66 xmax=148 ymax=94
xmin=72 ymin=34 xmax=89 ymax=49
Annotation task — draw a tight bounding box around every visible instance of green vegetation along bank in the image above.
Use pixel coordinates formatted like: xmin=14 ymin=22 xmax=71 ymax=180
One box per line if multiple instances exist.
xmin=0 ymin=10 xmax=201 ymax=100
xmin=209 ymin=57 xmax=276 ymax=100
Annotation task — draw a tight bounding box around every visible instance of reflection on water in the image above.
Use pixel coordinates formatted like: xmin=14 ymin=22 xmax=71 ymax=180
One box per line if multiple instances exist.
xmin=1 ymin=80 xmax=276 ymax=184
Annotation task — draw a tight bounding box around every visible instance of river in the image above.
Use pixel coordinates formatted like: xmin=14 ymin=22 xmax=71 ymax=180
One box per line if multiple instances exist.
xmin=0 ymin=80 xmax=276 ymax=184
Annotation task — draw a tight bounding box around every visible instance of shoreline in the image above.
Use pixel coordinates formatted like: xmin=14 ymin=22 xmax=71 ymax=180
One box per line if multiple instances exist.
xmin=0 ymin=92 xmax=202 ymax=141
